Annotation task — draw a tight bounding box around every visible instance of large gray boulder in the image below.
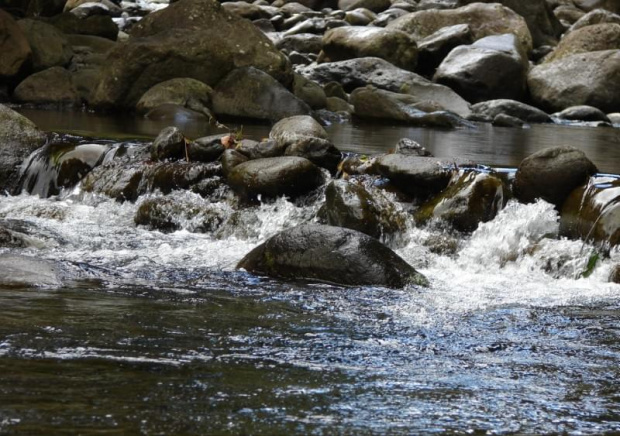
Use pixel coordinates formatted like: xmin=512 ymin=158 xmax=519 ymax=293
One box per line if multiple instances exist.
xmin=0 ymin=9 xmax=32 ymax=80
xmin=572 ymin=0 xmax=620 ymax=14
xmin=513 ymin=146 xmax=598 ymax=208
xmin=387 ymin=3 xmax=533 ymax=53
xmin=17 ymin=19 xmax=73 ymax=72
xmin=237 ymin=223 xmax=428 ymax=288
xmin=13 ymin=66 xmax=81 ymax=107
xmin=567 ymin=9 xmax=620 ymax=33
xmin=320 ymin=26 xmax=418 ymax=71
xmin=297 ymin=57 xmax=472 ymax=117
xmin=0 ymin=104 xmax=47 ymax=194
xmin=528 ymin=50 xmax=620 ymax=113
xmin=543 ymin=23 xmax=620 ymax=63
xmin=350 ymin=85 xmax=465 ymax=127
xmin=136 ymin=78 xmax=213 ymax=115
xmin=212 ymin=67 xmax=310 ymax=122
xmin=457 ymin=0 xmax=563 ymax=48
xmin=91 ymin=0 xmax=292 ymax=109
xmin=227 ymin=156 xmax=324 ymax=201
xmin=433 ymin=34 xmax=529 ymax=104
xmin=417 ymin=24 xmax=474 ymax=75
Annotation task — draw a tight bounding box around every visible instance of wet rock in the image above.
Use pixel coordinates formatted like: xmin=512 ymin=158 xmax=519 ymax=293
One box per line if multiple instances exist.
xmin=317 ymin=179 xmax=405 ymax=239
xmin=0 ymin=254 xmax=62 ymax=288
xmin=297 ymin=57 xmax=472 ymax=117
xmin=237 ymin=223 xmax=428 ymax=287
xmin=276 ymin=33 xmax=323 ymax=55
xmin=82 ymin=160 xmax=221 ymax=202
xmin=0 ymin=219 xmax=64 ymax=249
xmin=338 ymin=0 xmax=390 ymax=13
xmin=572 ymin=0 xmax=620 ymax=14
xmin=371 ymin=8 xmax=409 ymax=27
xmin=375 ymin=154 xmax=454 ymax=198
xmin=270 ymin=115 xmax=329 ymax=147
xmin=323 ymin=81 xmax=349 ymax=100
xmin=608 ymin=113 xmax=620 ymax=124
xmin=284 ymin=137 xmax=342 ymax=173
xmin=414 ymin=169 xmax=507 ymax=232
xmin=553 ymin=105 xmax=611 ymax=123
xmin=326 ymin=96 xmax=354 ymax=113
xmin=320 ymin=26 xmax=418 ymax=71
xmin=212 ymin=67 xmax=310 ymax=122
xmin=513 ymin=146 xmax=598 ymax=208
xmin=457 ymin=0 xmax=563 ymax=48
xmin=394 ymin=138 xmax=433 ymax=156
xmin=433 ymin=34 xmax=528 ymax=104
xmin=221 ymin=149 xmax=249 ymax=178
xmin=13 ymin=67 xmax=81 ymax=107
xmin=227 ymin=156 xmax=324 ymax=201
xmin=151 ymin=126 xmax=186 ymax=162
xmin=0 ymin=9 xmax=32 ymax=80
xmin=543 ymin=23 xmax=620 ymax=64
xmin=235 ymin=139 xmax=286 ymax=160
xmin=17 ymin=19 xmax=73 ymax=72
xmin=135 ymin=196 xmax=226 ymax=233
xmin=560 ymin=175 xmax=620 ymax=248
xmin=292 ymin=73 xmax=327 ymax=110
xmin=610 ymin=265 xmax=620 ymax=284
xmin=0 ymin=104 xmax=47 ymax=194
xmin=567 ymin=9 xmax=620 ymax=33
xmin=136 ymin=78 xmax=213 ymax=115
xmin=416 ymin=24 xmax=473 ymax=76
xmin=468 ymin=99 xmax=551 ymax=123
xmin=46 ymin=12 xmax=118 ymax=40
xmin=68 ymin=1 xmax=122 ymax=18
xmin=18 ymin=142 xmax=109 ymax=197
xmin=188 ymin=135 xmax=226 ymax=163
xmin=92 ymin=0 xmax=291 ymax=109
xmin=528 ymin=50 xmax=620 ymax=113
xmin=387 ymin=3 xmax=533 ymax=53
xmin=350 ymin=85 xmax=463 ymax=127
xmin=492 ymin=113 xmax=525 ymax=127
xmin=222 ymin=1 xmax=273 ymax=20
xmin=144 ymin=104 xmax=207 ymax=122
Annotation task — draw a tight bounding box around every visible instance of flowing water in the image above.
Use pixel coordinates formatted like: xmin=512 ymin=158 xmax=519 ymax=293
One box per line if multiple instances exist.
xmin=1 ymin=110 xmax=620 ymax=434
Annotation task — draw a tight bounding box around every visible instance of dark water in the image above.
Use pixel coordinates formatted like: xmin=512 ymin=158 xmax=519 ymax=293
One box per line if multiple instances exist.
xmin=17 ymin=108 xmax=620 ymax=173
xmin=1 ymin=108 xmax=620 ymax=434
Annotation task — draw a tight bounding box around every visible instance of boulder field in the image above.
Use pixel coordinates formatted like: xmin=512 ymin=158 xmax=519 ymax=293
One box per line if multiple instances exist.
xmin=4 ymin=106 xmax=619 ymax=286
xmin=0 ymin=0 xmax=619 ymax=124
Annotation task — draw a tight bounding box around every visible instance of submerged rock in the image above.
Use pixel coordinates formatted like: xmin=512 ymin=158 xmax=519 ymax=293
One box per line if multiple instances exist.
xmin=414 ymin=169 xmax=507 ymax=232
xmin=513 ymin=146 xmax=598 ymax=209
xmin=0 ymin=254 xmax=62 ymax=288
xmin=135 ymin=196 xmax=226 ymax=233
xmin=553 ymin=105 xmax=611 ymax=123
xmin=560 ymin=175 xmax=620 ymax=248
xmin=317 ymin=179 xmax=406 ymax=239
xmin=270 ymin=115 xmax=329 ymax=147
xmin=237 ymin=223 xmax=428 ymax=287
xmin=227 ymin=156 xmax=324 ymax=201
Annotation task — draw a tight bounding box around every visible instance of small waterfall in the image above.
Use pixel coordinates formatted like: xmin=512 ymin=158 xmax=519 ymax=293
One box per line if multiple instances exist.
xmin=17 ymin=140 xmax=117 ymax=198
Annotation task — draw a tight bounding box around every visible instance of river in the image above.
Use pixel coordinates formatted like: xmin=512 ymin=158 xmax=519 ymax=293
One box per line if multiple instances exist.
xmin=0 ymin=109 xmax=619 ymax=434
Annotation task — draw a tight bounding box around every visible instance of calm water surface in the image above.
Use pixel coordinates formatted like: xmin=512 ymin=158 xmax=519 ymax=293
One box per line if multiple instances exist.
xmin=0 ymin=108 xmax=619 ymax=434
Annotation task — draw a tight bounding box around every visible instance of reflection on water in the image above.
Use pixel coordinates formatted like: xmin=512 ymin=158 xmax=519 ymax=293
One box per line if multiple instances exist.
xmin=17 ymin=108 xmax=620 ymax=173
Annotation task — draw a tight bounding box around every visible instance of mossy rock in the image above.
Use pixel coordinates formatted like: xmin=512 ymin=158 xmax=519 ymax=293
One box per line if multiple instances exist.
xmin=414 ymin=169 xmax=507 ymax=232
